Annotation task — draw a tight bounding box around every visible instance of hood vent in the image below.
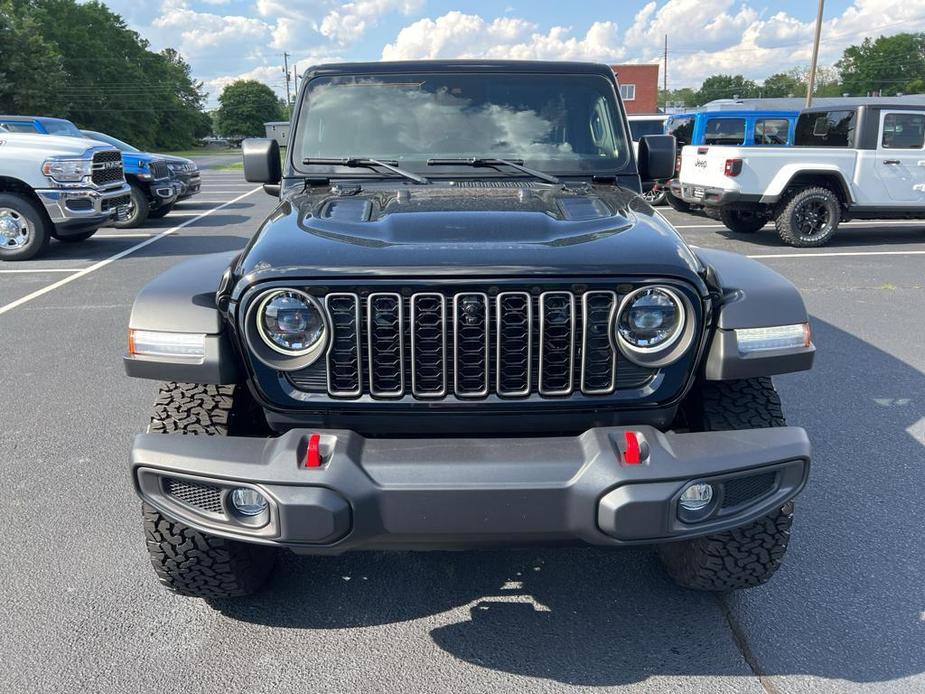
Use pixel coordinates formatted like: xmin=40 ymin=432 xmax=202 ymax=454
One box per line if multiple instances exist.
xmin=557 ymin=196 xmax=612 ymax=221
xmin=449 ymin=180 xmax=541 ymax=188
xmin=320 ymin=198 xmax=372 ymax=222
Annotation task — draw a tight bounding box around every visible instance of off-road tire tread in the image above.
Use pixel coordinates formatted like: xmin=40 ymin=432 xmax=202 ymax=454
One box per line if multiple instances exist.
xmin=775 ymin=186 xmax=841 ymax=248
xmin=658 ymin=378 xmax=793 ymax=591
xmin=143 ymin=503 xmax=275 ymax=598
xmin=143 ymin=382 xmax=275 ymax=598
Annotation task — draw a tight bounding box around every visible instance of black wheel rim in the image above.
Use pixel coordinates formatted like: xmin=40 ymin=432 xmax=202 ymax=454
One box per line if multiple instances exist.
xmin=794 ymin=199 xmax=830 ymax=236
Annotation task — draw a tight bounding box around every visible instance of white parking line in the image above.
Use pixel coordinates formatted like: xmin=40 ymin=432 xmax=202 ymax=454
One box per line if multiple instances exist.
xmin=0 ymin=187 xmax=260 ymax=316
xmin=0 ymin=268 xmax=83 ymax=274
xmin=672 ymin=220 xmax=925 ymax=229
xmin=748 ymin=250 xmax=925 ymax=259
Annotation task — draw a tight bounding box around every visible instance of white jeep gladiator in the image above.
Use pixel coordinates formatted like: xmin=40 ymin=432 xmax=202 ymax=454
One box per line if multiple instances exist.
xmin=670 ymin=104 xmax=925 ymax=246
xmin=0 ymin=131 xmax=131 ymax=260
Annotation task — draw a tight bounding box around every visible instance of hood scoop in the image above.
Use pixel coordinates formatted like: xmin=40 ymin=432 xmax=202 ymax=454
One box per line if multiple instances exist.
xmin=320 ymin=198 xmax=372 ymax=222
xmin=556 ymin=196 xmax=612 ymax=221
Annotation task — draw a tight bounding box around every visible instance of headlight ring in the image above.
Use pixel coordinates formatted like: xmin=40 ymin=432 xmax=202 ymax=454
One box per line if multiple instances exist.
xmin=246 ymin=288 xmax=329 ymax=371
xmin=613 ymin=286 xmax=695 ymax=368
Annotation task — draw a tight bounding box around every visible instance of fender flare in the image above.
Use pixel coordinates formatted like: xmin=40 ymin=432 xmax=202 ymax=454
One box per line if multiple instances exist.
xmin=762 ymin=167 xmax=854 ymax=204
xmin=124 ymin=251 xmax=243 ymax=384
xmin=695 ymin=248 xmax=815 ymax=380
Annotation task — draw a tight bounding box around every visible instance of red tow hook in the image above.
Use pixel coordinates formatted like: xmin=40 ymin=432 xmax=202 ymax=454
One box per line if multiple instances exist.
xmin=621 ymin=431 xmax=649 ymax=465
xmin=304 ymin=433 xmax=322 ymax=468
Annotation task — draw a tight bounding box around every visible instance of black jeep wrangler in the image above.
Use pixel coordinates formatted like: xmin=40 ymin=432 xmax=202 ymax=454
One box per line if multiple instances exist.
xmin=125 ymin=61 xmax=814 ymax=599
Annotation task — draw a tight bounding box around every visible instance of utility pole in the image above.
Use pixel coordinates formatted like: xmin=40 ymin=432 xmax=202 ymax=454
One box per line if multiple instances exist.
xmin=293 ymin=64 xmax=299 ymax=97
xmin=282 ymin=52 xmax=292 ymax=108
xmin=663 ymin=34 xmax=668 ymax=109
xmin=805 ymin=0 xmax=825 ymax=108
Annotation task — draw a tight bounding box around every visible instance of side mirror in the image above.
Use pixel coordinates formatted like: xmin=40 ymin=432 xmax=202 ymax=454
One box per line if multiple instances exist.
xmin=242 ymin=138 xmax=281 ymax=184
xmin=638 ymin=134 xmax=676 ymax=182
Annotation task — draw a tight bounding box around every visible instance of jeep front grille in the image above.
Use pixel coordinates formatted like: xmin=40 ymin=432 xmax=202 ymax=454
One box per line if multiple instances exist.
xmin=289 ymin=288 xmax=660 ymax=401
xmin=91 ymin=150 xmax=124 ymax=186
xmin=150 ymin=160 xmax=169 ymax=180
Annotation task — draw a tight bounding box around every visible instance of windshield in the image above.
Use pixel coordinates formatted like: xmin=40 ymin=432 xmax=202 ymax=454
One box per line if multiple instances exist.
xmin=43 ymin=119 xmax=83 ymax=137
xmin=295 ymin=72 xmax=630 ymax=176
xmin=82 ymin=130 xmax=139 ymax=152
xmin=666 ymin=116 xmax=694 ymax=147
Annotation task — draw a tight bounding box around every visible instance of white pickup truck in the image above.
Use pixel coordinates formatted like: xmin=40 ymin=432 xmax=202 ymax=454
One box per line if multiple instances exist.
xmin=671 ymin=104 xmax=925 ymax=246
xmin=0 ymin=131 xmax=131 ymax=260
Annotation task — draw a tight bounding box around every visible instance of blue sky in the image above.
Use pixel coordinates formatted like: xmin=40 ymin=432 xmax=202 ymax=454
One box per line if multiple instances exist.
xmin=101 ymin=0 xmax=925 ymax=106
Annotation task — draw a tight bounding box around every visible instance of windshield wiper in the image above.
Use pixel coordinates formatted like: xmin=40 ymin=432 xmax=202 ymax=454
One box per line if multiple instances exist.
xmin=302 ymin=157 xmax=429 ymax=184
xmin=426 ymin=157 xmax=559 ymax=184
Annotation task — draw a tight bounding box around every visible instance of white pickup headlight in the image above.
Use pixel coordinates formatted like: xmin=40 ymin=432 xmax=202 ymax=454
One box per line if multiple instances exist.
xmin=735 ymin=323 xmax=811 ymax=353
xmin=42 ymin=158 xmax=93 ymax=183
xmin=128 ymin=329 xmax=205 ymax=361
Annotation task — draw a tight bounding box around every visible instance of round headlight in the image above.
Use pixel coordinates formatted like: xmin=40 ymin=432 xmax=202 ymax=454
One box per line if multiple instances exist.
xmin=257 ymin=289 xmax=326 ymax=356
xmin=615 ymin=286 xmax=693 ymax=367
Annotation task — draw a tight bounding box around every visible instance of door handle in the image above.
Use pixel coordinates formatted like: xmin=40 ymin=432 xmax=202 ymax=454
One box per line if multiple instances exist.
xmin=882 ymin=160 xmax=901 ymax=165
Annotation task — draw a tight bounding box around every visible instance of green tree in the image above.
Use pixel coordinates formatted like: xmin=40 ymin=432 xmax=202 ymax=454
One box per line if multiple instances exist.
xmin=762 ymin=71 xmax=803 ymax=98
xmin=658 ymin=87 xmax=697 ymax=109
xmin=215 ymin=80 xmax=284 ymax=137
xmin=4 ymin=0 xmax=206 ymax=149
xmin=837 ymin=33 xmax=925 ymax=96
xmin=694 ymin=74 xmax=759 ymax=104
xmin=0 ymin=0 xmax=67 ymax=113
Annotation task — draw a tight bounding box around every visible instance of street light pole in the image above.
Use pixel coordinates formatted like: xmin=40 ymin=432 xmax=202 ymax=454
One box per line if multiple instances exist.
xmin=805 ymin=0 xmax=825 ymax=108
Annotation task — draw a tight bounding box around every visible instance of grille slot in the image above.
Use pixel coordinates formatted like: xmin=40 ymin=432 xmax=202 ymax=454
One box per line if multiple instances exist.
xmin=496 ymin=292 xmax=532 ymax=397
xmin=581 ymin=291 xmax=618 ymax=394
xmin=538 ymin=292 xmax=575 ymax=396
xmin=411 ymin=293 xmax=447 ymax=397
xmin=454 ymin=293 xmax=490 ymax=397
xmin=289 ymin=287 xmax=663 ymax=401
xmin=150 ymin=160 xmax=169 ymax=179
xmin=91 ymin=150 xmax=123 ymax=186
xmin=721 ymin=472 xmax=777 ymax=508
xmin=367 ymin=293 xmax=404 ymax=397
xmin=326 ymin=293 xmax=362 ymax=396
xmin=163 ymin=477 xmax=223 ymax=514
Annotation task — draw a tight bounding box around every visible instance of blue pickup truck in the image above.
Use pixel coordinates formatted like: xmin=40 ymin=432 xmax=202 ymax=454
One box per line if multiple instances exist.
xmin=0 ymin=115 xmax=198 ymax=227
xmin=662 ymin=109 xmax=799 ymax=212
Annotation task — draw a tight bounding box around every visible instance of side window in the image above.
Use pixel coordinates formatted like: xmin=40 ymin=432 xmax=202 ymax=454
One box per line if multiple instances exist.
xmin=619 ymin=84 xmax=636 ymax=101
xmin=703 ymin=118 xmax=745 ymax=146
xmin=881 ymin=113 xmax=925 ymax=149
xmin=0 ymin=121 xmax=40 ymax=133
xmin=754 ymin=118 xmax=790 ymax=145
xmin=794 ymin=110 xmax=856 ymax=147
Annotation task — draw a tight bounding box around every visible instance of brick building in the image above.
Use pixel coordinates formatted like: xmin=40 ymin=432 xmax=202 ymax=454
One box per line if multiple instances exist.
xmin=611 ymin=64 xmax=660 ymax=114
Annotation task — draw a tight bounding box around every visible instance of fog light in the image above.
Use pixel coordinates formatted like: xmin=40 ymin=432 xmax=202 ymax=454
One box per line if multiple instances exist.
xmin=679 ymin=482 xmax=714 ymax=511
xmin=230 ymin=488 xmax=268 ymax=516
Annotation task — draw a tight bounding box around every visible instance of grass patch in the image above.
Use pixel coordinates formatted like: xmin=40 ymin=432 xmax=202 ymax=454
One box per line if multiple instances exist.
xmin=215 ymin=161 xmax=244 ymax=171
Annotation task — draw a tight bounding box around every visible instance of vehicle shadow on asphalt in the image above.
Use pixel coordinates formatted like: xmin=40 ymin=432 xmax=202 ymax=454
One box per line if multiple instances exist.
xmin=710 ymin=224 xmax=925 ymax=249
xmin=211 ymin=318 xmax=924 ymax=688
xmin=172 ymin=202 xmax=256 ymax=212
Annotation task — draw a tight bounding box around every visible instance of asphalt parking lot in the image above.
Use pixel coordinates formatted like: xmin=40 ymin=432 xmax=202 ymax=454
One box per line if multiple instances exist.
xmin=1 ymin=167 xmax=922 ymax=693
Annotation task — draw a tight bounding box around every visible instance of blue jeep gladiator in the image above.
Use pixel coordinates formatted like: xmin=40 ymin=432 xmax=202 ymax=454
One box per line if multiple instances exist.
xmin=662 ymin=109 xmax=798 ymax=213
xmin=0 ymin=115 xmax=194 ymax=227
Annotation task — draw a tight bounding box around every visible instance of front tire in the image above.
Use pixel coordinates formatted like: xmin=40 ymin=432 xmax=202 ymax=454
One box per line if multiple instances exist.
xmin=775 ymin=186 xmax=841 ymax=247
xmin=642 ymin=186 xmax=666 ymax=206
xmin=657 ymin=378 xmax=795 ymax=591
xmin=110 ymin=183 xmax=149 ymax=229
xmin=0 ymin=193 xmax=51 ymax=261
xmin=719 ymin=207 xmax=767 ymax=234
xmin=142 ymin=383 xmax=276 ymax=598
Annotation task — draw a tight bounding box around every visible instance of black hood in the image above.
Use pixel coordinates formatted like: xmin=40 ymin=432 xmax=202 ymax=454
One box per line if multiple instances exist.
xmin=235 ymin=180 xmax=705 ymax=289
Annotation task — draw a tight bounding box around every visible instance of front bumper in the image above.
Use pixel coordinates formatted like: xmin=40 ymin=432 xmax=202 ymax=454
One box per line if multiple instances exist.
xmin=35 ymin=182 xmax=131 ymax=227
xmin=173 ymin=172 xmax=201 ymax=198
xmin=131 ymin=425 xmax=810 ymax=553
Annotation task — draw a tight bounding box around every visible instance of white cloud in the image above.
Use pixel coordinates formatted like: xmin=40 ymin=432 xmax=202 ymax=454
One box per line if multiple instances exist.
xmin=152 ymin=0 xmax=271 ymax=57
xmin=381 ymin=11 xmax=622 ymax=62
xmin=320 ymin=0 xmax=424 ymax=45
